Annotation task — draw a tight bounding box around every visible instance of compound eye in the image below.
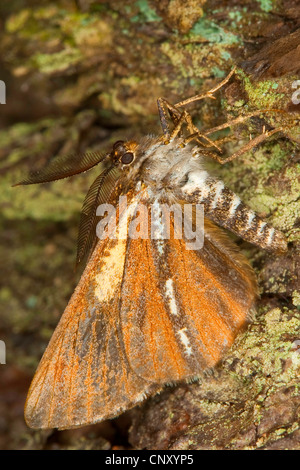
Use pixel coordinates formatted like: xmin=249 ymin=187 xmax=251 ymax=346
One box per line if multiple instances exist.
xmin=121 ymin=152 xmax=134 ymax=165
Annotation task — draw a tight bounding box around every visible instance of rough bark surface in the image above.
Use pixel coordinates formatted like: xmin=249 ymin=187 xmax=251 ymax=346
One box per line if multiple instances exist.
xmin=0 ymin=0 xmax=299 ymax=450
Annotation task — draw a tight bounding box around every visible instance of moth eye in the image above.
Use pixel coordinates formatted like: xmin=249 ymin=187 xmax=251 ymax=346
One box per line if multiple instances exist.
xmin=121 ymin=152 xmax=134 ymax=165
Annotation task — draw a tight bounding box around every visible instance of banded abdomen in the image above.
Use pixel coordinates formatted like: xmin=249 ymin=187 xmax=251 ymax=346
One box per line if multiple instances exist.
xmin=179 ymin=170 xmax=287 ymax=253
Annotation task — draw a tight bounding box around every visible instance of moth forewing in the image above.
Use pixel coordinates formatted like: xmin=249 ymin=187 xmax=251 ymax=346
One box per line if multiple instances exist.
xmin=24 ymin=190 xmax=162 ymax=429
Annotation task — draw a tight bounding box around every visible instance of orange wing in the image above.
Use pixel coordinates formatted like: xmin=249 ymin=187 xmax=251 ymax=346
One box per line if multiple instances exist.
xmin=25 ymin=196 xmax=257 ymax=430
xmin=120 ymin=217 xmax=257 ymax=381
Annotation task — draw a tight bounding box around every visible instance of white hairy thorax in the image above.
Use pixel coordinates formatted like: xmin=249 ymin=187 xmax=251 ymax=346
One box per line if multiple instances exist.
xmin=124 ymin=136 xmax=205 ymax=197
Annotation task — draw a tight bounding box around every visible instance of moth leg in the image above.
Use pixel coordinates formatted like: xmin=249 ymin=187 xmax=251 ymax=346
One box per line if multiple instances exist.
xmin=157 ymin=98 xmax=211 ymax=147
xmin=168 ymin=109 xmax=214 ymax=146
xmin=158 ymin=97 xmax=224 ymax=151
xmin=169 ymin=110 xmax=189 ymax=141
xmin=175 ymin=67 xmax=236 ymax=108
xmin=200 ymin=109 xmax=286 ymax=156
xmin=197 ymin=109 xmax=285 ymax=164
xmin=203 ymin=109 xmax=285 ymax=137
xmin=181 ymin=112 xmax=223 ymax=152
xmin=180 ymin=112 xmax=281 ymax=154
xmin=201 ymin=135 xmax=236 ymax=148
xmin=205 ymin=127 xmax=283 ymax=165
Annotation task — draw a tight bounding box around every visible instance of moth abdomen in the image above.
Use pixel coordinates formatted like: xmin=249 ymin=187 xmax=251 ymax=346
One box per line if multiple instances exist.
xmin=180 ymin=171 xmax=287 ymax=253
xmin=231 ymin=204 xmax=287 ymax=254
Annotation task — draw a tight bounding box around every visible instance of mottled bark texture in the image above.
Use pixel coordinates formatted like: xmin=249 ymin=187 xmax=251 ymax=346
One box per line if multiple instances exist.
xmin=0 ymin=0 xmax=299 ymax=450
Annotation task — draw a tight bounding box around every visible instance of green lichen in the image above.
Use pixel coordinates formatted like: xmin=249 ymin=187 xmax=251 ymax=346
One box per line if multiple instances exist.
xmin=59 ymin=15 xmax=113 ymax=48
xmin=189 ymin=17 xmax=241 ymax=44
xmin=220 ymin=50 xmax=232 ymax=61
xmin=6 ymin=176 xmax=85 ymax=221
xmin=99 ymin=88 xmax=146 ymax=117
xmin=0 ymin=121 xmax=51 ymax=149
xmin=226 ymin=306 xmax=300 ymax=386
xmin=161 ymin=42 xmax=232 ymax=80
xmin=292 ymin=291 xmax=300 ymax=309
xmin=32 ymin=48 xmax=83 ymax=74
xmin=256 ymin=0 xmax=274 ymax=13
xmin=4 ymin=7 xmax=114 ymax=78
xmin=211 ymin=66 xmax=226 ymax=78
xmin=228 ymin=10 xmax=243 ymax=22
xmin=241 ymin=75 xmax=285 ymax=109
xmin=131 ymin=0 xmax=161 ymax=23
xmin=216 ymin=137 xmax=300 ymax=242
xmin=5 ymin=9 xmax=31 ymax=33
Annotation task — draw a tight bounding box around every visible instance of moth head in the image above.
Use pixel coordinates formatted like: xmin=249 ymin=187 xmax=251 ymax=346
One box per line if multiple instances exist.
xmin=108 ymin=135 xmax=194 ymax=192
xmin=110 ymin=140 xmax=138 ymax=168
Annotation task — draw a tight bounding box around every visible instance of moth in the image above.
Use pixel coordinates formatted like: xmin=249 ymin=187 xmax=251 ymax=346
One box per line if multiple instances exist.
xmin=15 ymin=69 xmax=287 ymax=429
